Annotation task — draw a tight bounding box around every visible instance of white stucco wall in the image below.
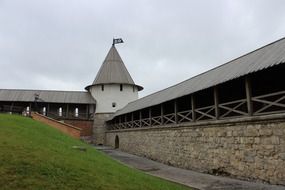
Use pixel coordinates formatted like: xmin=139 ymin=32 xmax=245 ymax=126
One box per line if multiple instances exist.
xmin=89 ymin=84 xmax=138 ymax=113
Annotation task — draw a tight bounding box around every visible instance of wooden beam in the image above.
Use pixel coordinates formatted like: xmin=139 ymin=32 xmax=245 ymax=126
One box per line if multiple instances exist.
xmin=29 ymin=102 xmax=32 ymax=116
xmin=66 ymin=104 xmax=69 ymax=118
xmin=195 ymin=106 xmax=216 ymax=120
xmin=86 ymin=104 xmax=89 ymax=119
xmin=149 ymin=108 xmax=152 ymax=127
xmin=214 ymin=86 xmax=219 ymax=119
xmin=10 ymin=102 xmax=14 ymax=112
xmin=191 ymin=94 xmax=196 ymax=121
xmin=174 ymin=100 xmax=178 ymax=124
xmin=47 ymin=103 xmax=50 ymax=117
xmin=139 ymin=111 xmax=142 ymax=127
xmin=131 ymin=112 xmax=134 ymax=128
xmin=245 ymin=76 xmax=253 ymax=116
xmin=161 ymin=104 xmax=164 ymax=125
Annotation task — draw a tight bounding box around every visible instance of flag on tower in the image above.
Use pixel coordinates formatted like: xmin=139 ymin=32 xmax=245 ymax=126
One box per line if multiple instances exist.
xmin=113 ymin=38 xmax=124 ymax=45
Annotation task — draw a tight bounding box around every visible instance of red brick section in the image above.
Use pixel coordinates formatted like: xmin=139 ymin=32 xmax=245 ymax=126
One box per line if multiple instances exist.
xmin=64 ymin=120 xmax=93 ymax=137
xmin=31 ymin=112 xmax=82 ymax=139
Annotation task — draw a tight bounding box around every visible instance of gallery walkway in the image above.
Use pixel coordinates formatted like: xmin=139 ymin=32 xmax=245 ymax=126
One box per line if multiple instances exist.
xmin=94 ymin=146 xmax=285 ymax=190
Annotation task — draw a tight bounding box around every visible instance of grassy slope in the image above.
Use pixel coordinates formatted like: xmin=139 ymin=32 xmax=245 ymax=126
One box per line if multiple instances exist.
xmin=0 ymin=114 xmax=190 ymax=190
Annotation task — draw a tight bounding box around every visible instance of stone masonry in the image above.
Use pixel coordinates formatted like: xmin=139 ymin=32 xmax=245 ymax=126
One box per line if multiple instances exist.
xmin=93 ymin=113 xmax=113 ymax=145
xmin=106 ymin=115 xmax=285 ymax=185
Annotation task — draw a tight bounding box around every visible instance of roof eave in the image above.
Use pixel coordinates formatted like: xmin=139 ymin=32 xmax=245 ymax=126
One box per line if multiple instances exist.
xmin=85 ymin=83 xmax=144 ymax=91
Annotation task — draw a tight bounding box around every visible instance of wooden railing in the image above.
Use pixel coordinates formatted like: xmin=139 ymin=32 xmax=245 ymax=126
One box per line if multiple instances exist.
xmin=219 ymin=99 xmax=247 ymax=119
xmin=46 ymin=112 xmax=91 ymax=120
xmin=133 ymin=120 xmax=140 ymax=128
xmin=177 ymin=110 xmax=192 ymax=123
xmin=252 ymin=90 xmax=285 ymax=115
xmin=108 ymin=90 xmax=285 ymax=131
xmin=195 ymin=105 xmax=215 ymax=121
xmin=151 ymin=116 xmax=162 ymax=126
xmin=141 ymin=118 xmax=151 ymax=127
xmin=163 ymin=113 xmax=176 ymax=124
xmin=1 ymin=105 xmax=24 ymax=114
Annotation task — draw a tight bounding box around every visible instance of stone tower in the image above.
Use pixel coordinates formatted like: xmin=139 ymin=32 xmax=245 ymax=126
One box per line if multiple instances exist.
xmin=86 ymin=43 xmax=143 ymax=145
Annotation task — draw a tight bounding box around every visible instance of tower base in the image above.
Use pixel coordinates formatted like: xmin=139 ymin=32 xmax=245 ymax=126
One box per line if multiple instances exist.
xmin=93 ymin=113 xmax=113 ymax=145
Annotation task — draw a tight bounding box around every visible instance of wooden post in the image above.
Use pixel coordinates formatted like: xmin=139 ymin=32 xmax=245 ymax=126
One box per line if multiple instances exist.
xmin=245 ymin=76 xmax=253 ymax=116
xmin=174 ymin=100 xmax=178 ymax=124
xmin=139 ymin=111 xmax=142 ymax=127
xmin=149 ymin=108 xmax=152 ymax=126
xmin=131 ymin=112 xmax=134 ymax=128
xmin=161 ymin=104 xmax=164 ymax=125
xmin=86 ymin=104 xmax=89 ymax=119
xmin=47 ymin=103 xmax=50 ymax=117
xmin=10 ymin=102 xmax=14 ymax=112
xmin=29 ymin=102 xmax=32 ymax=116
xmin=214 ymin=86 xmax=219 ymax=120
xmin=66 ymin=104 xmax=69 ymax=118
xmin=191 ymin=94 xmax=196 ymax=122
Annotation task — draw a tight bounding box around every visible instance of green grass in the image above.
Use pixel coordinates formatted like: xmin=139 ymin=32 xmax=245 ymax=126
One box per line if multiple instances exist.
xmin=0 ymin=114 xmax=190 ymax=190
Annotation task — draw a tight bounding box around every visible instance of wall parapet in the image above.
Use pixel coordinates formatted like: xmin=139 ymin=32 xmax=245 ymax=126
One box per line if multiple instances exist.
xmin=31 ymin=112 xmax=81 ymax=139
xmin=107 ymin=112 xmax=285 ymax=133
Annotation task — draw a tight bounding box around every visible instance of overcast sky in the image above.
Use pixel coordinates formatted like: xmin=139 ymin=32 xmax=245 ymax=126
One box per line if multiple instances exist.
xmin=0 ymin=0 xmax=285 ymax=97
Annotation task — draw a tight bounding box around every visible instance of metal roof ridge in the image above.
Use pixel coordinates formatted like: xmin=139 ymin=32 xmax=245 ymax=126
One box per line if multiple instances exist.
xmin=0 ymin=88 xmax=88 ymax=93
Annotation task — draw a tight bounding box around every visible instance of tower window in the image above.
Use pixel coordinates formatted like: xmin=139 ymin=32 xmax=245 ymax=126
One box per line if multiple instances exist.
xmin=101 ymin=84 xmax=104 ymax=91
xmin=120 ymin=84 xmax=123 ymax=91
xmin=112 ymin=102 xmax=116 ymax=107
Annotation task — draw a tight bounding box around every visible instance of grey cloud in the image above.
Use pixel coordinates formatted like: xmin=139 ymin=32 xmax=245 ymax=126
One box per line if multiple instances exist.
xmin=0 ymin=0 xmax=285 ymax=97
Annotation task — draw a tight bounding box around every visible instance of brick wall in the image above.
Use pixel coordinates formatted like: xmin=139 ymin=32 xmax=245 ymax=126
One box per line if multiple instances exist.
xmin=31 ymin=112 xmax=81 ymax=139
xmin=106 ymin=115 xmax=285 ymax=185
xmin=63 ymin=120 xmax=93 ymax=137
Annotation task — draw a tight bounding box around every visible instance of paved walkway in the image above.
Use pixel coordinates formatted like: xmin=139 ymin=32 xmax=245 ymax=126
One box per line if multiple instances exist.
xmin=94 ymin=146 xmax=285 ymax=190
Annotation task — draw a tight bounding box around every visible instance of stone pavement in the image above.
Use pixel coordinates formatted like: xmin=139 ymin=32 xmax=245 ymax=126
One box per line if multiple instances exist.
xmin=94 ymin=146 xmax=285 ymax=190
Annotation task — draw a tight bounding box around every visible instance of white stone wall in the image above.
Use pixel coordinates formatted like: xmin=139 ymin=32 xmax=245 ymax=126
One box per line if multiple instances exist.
xmin=89 ymin=84 xmax=138 ymax=113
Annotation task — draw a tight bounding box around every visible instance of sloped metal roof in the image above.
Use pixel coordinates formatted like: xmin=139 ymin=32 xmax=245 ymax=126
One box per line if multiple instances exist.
xmin=85 ymin=45 xmax=143 ymax=91
xmin=112 ymin=37 xmax=285 ymax=118
xmin=0 ymin=89 xmax=96 ymax=104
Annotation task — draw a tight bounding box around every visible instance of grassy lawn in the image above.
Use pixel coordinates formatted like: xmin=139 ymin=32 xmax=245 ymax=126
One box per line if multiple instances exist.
xmin=0 ymin=114 xmax=190 ymax=190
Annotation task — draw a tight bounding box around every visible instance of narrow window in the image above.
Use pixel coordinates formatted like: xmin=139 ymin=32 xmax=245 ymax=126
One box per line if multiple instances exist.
xmin=75 ymin=108 xmax=79 ymax=117
xmin=120 ymin=84 xmax=123 ymax=91
xmin=101 ymin=84 xmax=104 ymax=91
xmin=58 ymin=107 xmax=62 ymax=117
xmin=26 ymin=106 xmax=30 ymax=115
xmin=43 ymin=107 xmax=46 ymax=116
xmin=112 ymin=102 xmax=116 ymax=108
xmin=133 ymin=86 xmax=135 ymax=92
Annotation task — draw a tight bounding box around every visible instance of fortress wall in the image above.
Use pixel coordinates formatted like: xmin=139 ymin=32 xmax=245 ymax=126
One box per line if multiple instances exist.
xmin=106 ymin=116 xmax=285 ymax=185
xmin=31 ymin=112 xmax=81 ymax=139
xmin=64 ymin=120 xmax=93 ymax=137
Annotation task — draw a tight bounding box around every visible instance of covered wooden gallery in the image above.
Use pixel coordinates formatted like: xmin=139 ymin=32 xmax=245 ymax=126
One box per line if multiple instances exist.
xmin=0 ymin=89 xmax=96 ymax=121
xmin=107 ymin=38 xmax=285 ymax=129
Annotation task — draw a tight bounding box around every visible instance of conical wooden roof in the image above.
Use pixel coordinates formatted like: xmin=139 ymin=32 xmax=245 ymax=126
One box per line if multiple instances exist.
xmin=86 ymin=45 xmax=143 ymax=91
